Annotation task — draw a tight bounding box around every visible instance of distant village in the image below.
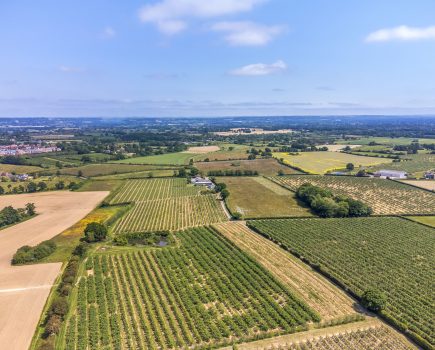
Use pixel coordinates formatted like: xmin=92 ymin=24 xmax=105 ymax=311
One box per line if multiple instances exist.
xmin=0 ymin=144 xmax=60 ymax=156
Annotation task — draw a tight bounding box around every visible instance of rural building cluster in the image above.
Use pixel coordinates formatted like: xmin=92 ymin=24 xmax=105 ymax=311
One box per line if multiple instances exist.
xmin=0 ymin=144 xmax=60 ymax=156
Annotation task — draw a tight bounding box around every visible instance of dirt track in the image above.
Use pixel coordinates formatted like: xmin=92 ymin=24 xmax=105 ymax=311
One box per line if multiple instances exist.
xmin=0 ymin=191 xmax=108 ymax=350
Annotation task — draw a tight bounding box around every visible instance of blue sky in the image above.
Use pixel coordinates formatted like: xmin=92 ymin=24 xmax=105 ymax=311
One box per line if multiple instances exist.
xmin=1 ymin=0 xmax=435 ymax=117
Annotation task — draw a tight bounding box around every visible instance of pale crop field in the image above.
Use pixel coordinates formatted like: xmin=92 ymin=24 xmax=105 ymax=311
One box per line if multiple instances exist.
xmin=270 ymin=175 xmax=435 ymax=215
xmin=273 ymin=151 xmax=391 ymax=174
xmin=214 ymin=222 xmax=355 ymax=321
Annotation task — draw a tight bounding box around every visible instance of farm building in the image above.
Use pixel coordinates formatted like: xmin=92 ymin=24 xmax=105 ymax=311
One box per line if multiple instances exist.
xmin=374 ymin=170 xmax=407 ymax=179
xmin=191 ymin=176 xmax=215 ymax=189
xmin=424 ymin=171 xmax=435 ymax=180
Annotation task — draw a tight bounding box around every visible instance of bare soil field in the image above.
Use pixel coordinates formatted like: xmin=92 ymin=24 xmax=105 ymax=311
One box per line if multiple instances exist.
xmin=399 ymin=180 xmax=435 ymax=191
xmin=218 ymin=319 xmax=416 ymax=350
xmin=0 ymin=191 xmax=108 ymax=350
xmin=214 ymin=222 xmax=355 ymax=321
xmin=184 ymin=145 xmax=220 ymax=153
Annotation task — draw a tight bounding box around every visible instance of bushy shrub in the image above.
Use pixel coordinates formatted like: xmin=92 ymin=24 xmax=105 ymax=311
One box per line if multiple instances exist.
xmin=84 ymin=222 xmax=107 ymax=242
xmin=12 ymin=240 xmax=56 ymax=265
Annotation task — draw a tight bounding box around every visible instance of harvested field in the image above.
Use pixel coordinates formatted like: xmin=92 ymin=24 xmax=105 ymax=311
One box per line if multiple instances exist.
xmin=59 ymin=227 xmax=318 ymax=349
xmin=248 ymin=217 xmax=435 ymax=347
xmin=184 ymin=145 xmax=220 ymax=153
xmin=270 ymin=175 xmax=435 ymax=215
xmin=399 ymin=180 xmax=435 ymax=191
xmin=273 ymin=151 xmax=390 ymax=174
xmin=218 ymin=177 xmax=312 ymax=218
xmin=214 ymin=222 xmax=356 ymax=321
xmin=194 ymin=144 xmax=252 ymax=161
xmin=196 ymin=158 xmax=302 ymax=176
xmin=219 ymin=319 xmax=416 ymax=350
xmin=0 ymin=191 xmax=108 ymax=350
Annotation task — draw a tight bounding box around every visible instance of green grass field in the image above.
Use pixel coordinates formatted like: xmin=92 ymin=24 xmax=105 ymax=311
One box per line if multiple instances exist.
xmin=59 ymin=163 xmax=172 ymax=177
xmin=114 ymin=152 xmax=196 ymax=165
xmin=406 ymin=216 xmax=435 ymax=228
xmin=248 ymin=217 xmax=435 ymax=347
xmin=270 ymin=175 xmax=435 ymax=215
xmin=218 ymin=177 xmax=312 ymax=218
xmin=0 ymin=163 xmax=43 ymax=174
xmin=196 ymin=158 xmax=302 ymax=176
xmin=93 ymin=169 xmax=175 ymax=180
xmin=273 ymin=151 xmax=391 ymax=174
xmin=59 ymin=227 xmax=318 ymax=349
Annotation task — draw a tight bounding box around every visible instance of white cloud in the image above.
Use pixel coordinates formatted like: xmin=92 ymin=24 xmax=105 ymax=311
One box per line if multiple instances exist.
xmin=58 ymin=66 xmax=83 ymax=73
xmin=366 ymin=25 xmax=435 ymax=42
xmin=230 ymin=60 xmax=287 ymax=76
xmin=138 ymin=0 xmax=266 ymax=35
xmin=103 ymin=26 xmax=116 ymax=38
xmin=211 ymin=21 xmax=284 ymax=46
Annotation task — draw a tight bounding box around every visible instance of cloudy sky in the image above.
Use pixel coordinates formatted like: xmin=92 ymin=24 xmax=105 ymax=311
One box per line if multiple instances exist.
xmin=1 ymin=0 xmax=435 ymax=117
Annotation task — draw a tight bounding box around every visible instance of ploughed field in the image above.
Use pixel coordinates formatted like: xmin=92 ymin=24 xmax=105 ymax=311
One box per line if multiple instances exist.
xmin=109 ymin=178 xmax=227 ymax=232
xmin=60 ymin=227 xmax=318 ymax=349
xmin=269 ymin=175 xmax=435 ymax=215
xmin=248 ymin=217 xmax=435 ymax=347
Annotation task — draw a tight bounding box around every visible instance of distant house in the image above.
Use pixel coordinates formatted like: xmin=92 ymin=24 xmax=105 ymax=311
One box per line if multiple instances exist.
xmin=374 ymin=170 xmax=407 ymax=179
xmin=424 ymin=171 xmax=435 ymax=180
xmin=191 ymin=176 xmax=215 ymax=189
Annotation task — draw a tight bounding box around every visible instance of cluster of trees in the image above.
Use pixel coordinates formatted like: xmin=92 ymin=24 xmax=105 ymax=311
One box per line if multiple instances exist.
xmin=113 ymin=231 xmax=172 ymax=246
xmin=12 ymin=240 xmax=56 ymax=265
xmin=246 ymin=147 xmax=272 ymax=159
xmin=0 ymin=203 xmax=35 ymax=228
xmin=207 ymin=169 xmax=259 ymax=177
xmin=296 ymin=183 xmax=373 ymax=218
xmin=83 ymin=222 xmax=108 ymax=243
xmin=0 ymin=155 xmax=27 ymax=165
xmin=0 ymin=180 xmax=79 ymax=195
xmin=214 ymin=182 xmax=229 ymax=200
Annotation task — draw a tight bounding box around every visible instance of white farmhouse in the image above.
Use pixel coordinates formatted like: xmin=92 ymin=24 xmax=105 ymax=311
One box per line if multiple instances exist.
xmin=191 ymin=176 xmax=215 ymax=189
xmin=373 ymin=170 xmax=407 ymax=179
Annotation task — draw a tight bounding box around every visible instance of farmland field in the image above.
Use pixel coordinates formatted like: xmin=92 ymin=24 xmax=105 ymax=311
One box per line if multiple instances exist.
xmin=248 ymin=217 xmax=435 ymax=347
xmin=339 ymin=137 xmax=435 ymax=145
xmin=214 ymin=222 xmax=356 ymax=321
xmin=270 ymin=175 xmax=435 ymax=215
xmin=109 ymin=178 xmax=227 ymax=232
xmin=0 ymin=163 xmax=42 ymax=174
xmin=222 ymin=320 xmax=415 ymax=350
xmin=59 ymin=163 xmax=172 ymax=177
xmin=217 ymin=177 xmax=312 ymax=218
xmin=113 ymin=195 xmax=227 ymax=232
xmin=406 ymin=216 xmax=435 ymax=228
xmin=114 ymin=152 xmax=197 ymax=165
xmin=109 ymin=178 xmax=199 ymax=204
xmin=399 ymin=180 xmax=435 ymax=191
xmin=196 ymin=158 xmax=302 ymax=176
xmin=369 ymin=153 xmax=435 ymax=175
xmin=194 ymin=144 xmax=252 ymax=161
xmin=273 ymin=151 xmax=390 ymax=174
xmin=60 ymin=227 xmax=318 ymax=349
xmin=93 ymin=169 xmax=175 ymax=180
